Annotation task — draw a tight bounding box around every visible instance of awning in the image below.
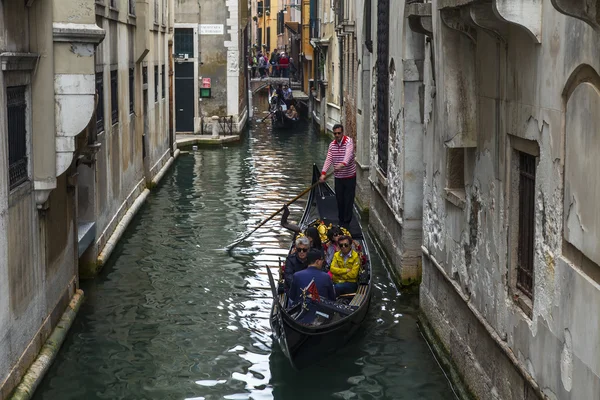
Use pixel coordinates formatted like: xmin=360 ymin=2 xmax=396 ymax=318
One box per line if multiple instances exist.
xmin=285 ymin=21 xmax=300 ymax=35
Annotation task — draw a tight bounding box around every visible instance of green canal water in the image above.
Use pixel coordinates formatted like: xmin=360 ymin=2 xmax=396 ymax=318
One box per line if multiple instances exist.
xmin=33 ymin=101 xmax=457 ymax=400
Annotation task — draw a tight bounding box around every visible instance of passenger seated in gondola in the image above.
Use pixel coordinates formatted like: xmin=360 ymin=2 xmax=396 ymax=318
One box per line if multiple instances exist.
xmin=324 ymin=225 xmax=343 ymax=267
xmin=329 ymin=235 xmax=360 ymax=297
xmin=284 ymin=236 xmax=310 ymax=289
xmin=286 ymin=105 xmax=298 ymax=120
xmin=281 ymin=205 xmax=322 ymax=250
xmin=289 ymin=249 xmax=335 ymax=304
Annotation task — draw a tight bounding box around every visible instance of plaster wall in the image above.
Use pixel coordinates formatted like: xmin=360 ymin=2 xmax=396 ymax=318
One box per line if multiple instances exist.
xmin=0 ymin=2 xmax=86 ymax=397
xmin=174 ymin=0 xmax=247 ymax=133
xmin=361 ymin=0 xmax=425 ymax=282
xmin=94 ymin=5 xmax=173 ymax=260
xmin=421 ymin=1 xmax=600 ymax=398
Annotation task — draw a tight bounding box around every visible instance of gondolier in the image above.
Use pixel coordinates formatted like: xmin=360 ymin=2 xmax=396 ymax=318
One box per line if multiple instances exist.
xmin=319 ymin=124 xmax=356 ymax=228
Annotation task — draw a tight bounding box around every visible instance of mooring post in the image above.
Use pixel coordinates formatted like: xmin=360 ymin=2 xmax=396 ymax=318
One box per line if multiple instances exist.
xmin=211 ymin=115 xmax=220 ymax=139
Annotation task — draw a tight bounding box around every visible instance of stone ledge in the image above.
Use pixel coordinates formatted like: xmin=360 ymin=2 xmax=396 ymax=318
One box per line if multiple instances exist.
xmin=176 ymin=134 xmax=241 ymax=147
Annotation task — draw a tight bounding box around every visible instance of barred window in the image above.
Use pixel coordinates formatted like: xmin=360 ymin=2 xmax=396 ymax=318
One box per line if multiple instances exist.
xmin=96 ymin=72 xmax=105 ymax=132
xmin=517 ymin=152 xmax=536 ymax=299
xmin=129 ymin=67 xmax=135 ymax=114
xmin=7 ymin=86 xmax=28 ymax=190
xmin=111 ymin=70 xmax=118 ymax=124
xmin=162 ymin=65 xmax=166 ymax=99
xmin=376 ymin=0 xmax=390 ymax=174
xmin=154 ymin=65 xmax=159 ymax=102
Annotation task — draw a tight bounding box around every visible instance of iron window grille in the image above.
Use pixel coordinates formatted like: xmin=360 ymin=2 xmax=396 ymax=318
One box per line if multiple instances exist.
xmin=154 ymin=66 xmax=159 ymax=102
xmin=175 ymin=28 xmax=193 ymax=57
xmin=129 ymin=67 xmax=135 ymax=114
xmin=376 ymin=0 xmax=390 ymax=174
xmin=143 ymin=66 xmax=148 ymax=85
xmin=110 ymin=70 xmax=118 ymax=124
xmin=162 ymin=65 xmax=166 ymax=99
xmin=128 ymin=0 xmax=135 ymax=15
xmin=96 ymin=72 xmax=105 ymax=133
xmin=517 ymin=152 xmax=536 ymax=299
xmin=7 ymin=86 xmax=28 ymax=190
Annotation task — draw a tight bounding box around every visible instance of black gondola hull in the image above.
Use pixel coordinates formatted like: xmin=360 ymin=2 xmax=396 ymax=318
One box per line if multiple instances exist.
xmin=267 ymin=164 xmax=372 ymax=369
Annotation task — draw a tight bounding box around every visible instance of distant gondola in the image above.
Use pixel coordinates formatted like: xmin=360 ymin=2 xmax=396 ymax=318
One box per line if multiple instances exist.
xmin=266 ymin=165 xmax=372 ymax=369
xmin=267 ymin=84 xmax=299 ymax=129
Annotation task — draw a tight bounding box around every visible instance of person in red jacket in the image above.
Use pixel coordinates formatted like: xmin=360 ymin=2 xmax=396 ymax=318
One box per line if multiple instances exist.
xmin=319 ymin=124 xmax=356 ymax=228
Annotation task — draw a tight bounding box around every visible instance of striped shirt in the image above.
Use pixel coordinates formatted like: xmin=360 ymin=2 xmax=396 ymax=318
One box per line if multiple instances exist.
xmin=321 ymin=135 xmax=356 ymax=179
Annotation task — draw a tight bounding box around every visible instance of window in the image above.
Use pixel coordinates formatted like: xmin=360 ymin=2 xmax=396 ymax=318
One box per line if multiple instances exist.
xmin=517 ymin=152 xmax=536 ymax=300
xmin=266 ymin=26 xmax=271 ymax=51
xmin=257 ymin=1 xmax=263 ymax=15
xmin=265 ymin=0 xmax=270 ymax=12
xmin=154 ymin=0 xmax=159 ymax=23
xmin=110 ymin=70 xmax=118 ymax=124
xmin=376 ymin=0 xmax=389 ymax=174
xmin=364 ymin=0 xmax=372 ymax=52
xmin=174 ymin=28 xmax=193 ymax=57
xmin=128 ymin=0 xmax=135 ymax=15
xmin=154 ymin=65 xmax=159 ymax=102
xmin=257 ymin=27 xmax=262 ymax=49
xmin=7 ymin=86 xmax=28 ymax=190
xmin=162 ymin=65 xmax=166 ymax=99
xmin=96 ymin=72 xmax=105 ymax=132
xmin=162 ymin=0 xmax=166 ymax=24
xmin=277 ymin=11 xmax=284 ymax=34
xmin=110 ymin=0 xmax=117 ymax=8
xmin=129 ymin=67 xmax=135 ymax=114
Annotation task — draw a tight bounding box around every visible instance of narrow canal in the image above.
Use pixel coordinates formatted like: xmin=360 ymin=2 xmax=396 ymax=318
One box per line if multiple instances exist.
xmin=33 ymin=97 xmax=457 ymax=400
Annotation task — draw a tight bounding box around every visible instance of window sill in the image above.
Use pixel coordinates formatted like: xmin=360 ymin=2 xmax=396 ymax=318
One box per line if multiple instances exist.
xmin=9 ymin=180 xmax=32 ymax=205
xmin=445 ymin=188 xmax=466 ymax=209
xmin=513 ymin=290 xmax=533 ymax=319
xmin=376 ymin=167 xmax=388 ymax=187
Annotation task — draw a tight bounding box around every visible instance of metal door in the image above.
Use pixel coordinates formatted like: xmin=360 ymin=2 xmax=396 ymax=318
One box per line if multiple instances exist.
xmin=175 ymin=62 xmax=194 ymax=132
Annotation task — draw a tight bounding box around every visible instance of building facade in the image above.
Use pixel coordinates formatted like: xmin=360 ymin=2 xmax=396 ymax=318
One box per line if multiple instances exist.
xmin=173 ymin=0 xmax=249 ymax=134
xmin=416 ymin=1 xmax=600 ymax=398
xmin=1 ymin=0 xmax=176 ymax=397
xmin=0 ymin=1 xmax=104 ymax=397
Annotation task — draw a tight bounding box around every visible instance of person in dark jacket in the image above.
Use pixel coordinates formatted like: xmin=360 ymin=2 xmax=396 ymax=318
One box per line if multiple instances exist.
xmin=289 ymin=249 xmax=335 ymax=303
xmin=284 ymin=236 xmax=310 ymax=289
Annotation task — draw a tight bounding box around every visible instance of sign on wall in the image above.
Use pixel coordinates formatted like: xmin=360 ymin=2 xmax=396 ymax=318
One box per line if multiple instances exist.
xmin=202 ymin=78 xmax=211 ymax=88
xmin=200 ymin=24 xmax=224 ymax=35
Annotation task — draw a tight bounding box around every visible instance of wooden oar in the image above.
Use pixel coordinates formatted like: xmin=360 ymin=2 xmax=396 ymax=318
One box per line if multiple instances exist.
xmin=225 ymin=171 xmax=332 ymax=251
xmin=260 ymin=111 xmax=274 ymax=122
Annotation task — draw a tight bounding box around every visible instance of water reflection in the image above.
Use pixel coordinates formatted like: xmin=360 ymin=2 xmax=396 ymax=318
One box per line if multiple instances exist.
xmin=33 ymin=94 xmax=455 ymax=400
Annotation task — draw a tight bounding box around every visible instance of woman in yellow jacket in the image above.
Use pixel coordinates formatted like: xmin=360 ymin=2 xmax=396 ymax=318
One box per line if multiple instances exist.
xmin=329 ymin=235 xmax=361 ymax=296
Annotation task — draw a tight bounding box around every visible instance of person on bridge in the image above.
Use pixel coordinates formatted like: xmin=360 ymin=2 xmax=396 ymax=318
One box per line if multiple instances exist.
xmin=289 ymin=249 xmax=335 ymax=304
xmin=319 ymin=124 xmax=356 ymax=229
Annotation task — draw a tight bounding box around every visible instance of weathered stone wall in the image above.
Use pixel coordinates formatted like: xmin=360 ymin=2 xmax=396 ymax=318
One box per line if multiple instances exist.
xmin=94 ymin=5 xmax=172 ymax=262
xmin=174 ymin=0 xmax=247 ymax=132
xmin=421 ymin=1 xmax=600 ymax=398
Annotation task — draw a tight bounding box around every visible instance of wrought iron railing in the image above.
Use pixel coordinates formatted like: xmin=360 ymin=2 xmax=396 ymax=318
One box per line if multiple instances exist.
xmin=218 ymin=116 xmax=234 ymax=135
xmin=7 ymin=86 xmax=28 ymax=189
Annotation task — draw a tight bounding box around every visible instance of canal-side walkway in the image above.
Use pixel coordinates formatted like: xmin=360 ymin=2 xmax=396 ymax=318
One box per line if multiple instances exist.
xmin=176 ymin=134 xmax=241 ymax=146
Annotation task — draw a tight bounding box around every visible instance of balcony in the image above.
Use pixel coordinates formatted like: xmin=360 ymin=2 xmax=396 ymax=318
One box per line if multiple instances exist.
xmin=551 ymin=0 xmax=600 ymax=31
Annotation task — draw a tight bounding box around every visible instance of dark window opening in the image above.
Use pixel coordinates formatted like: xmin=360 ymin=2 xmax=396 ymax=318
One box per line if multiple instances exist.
xmin=517 ymin=152 xmax=536 ymax=299
xmin=96 ymin=72 xmax=105 ymax=132
xmin=110 ymin=0 xmax=117 ymax=8
xmin=266 ymin=26 xmax=271 ymax=51
xmin=154 ymin=65 xmax=159 ymax=102
xmin=257 ymin=27 xmax=262 ymax=49
xmin=111 ymin=70 xmax=118 ymax=124
xmin=277 ymin=11 xmax=284 ymax=34
xmin=154 ymin=0 xmax=159 ymax=23
xmin=365 ymin=0 xmax=372 ymax=52
xmin=162 ymin=65 xmax=166 ymax=99
xmin=258 ymin=1 xmax=263 ymax=15
xmin=129 ymin=67 xmax=135 ymax=114
xmin=128 ymin=0 xmax=135 ymax=15
xmin=174 ymin=28 xmax=194 ymax=56
xmin=265 ymin=0 xmax=270 ymax=12
xmin=376 ymin=0 xmax=389 ymax=174
xmin=143 ymin=66 xmax=148 ymax=85
xmin=446 ymin=148 xmax=465 ymax=189
xmin=7 ymin=86 xmax=28 ymax=190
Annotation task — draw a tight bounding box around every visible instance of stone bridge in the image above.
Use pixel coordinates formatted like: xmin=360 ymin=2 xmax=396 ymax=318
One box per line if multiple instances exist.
xmin=250 ymin=77 xmax=302 ymax=94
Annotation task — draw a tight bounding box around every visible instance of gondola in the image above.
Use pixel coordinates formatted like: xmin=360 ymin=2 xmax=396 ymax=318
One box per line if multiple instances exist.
xmin=267 ymin=84 xmax=299 ymax=129
xmin=266 ymin=165 xmax=372 ymax=369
